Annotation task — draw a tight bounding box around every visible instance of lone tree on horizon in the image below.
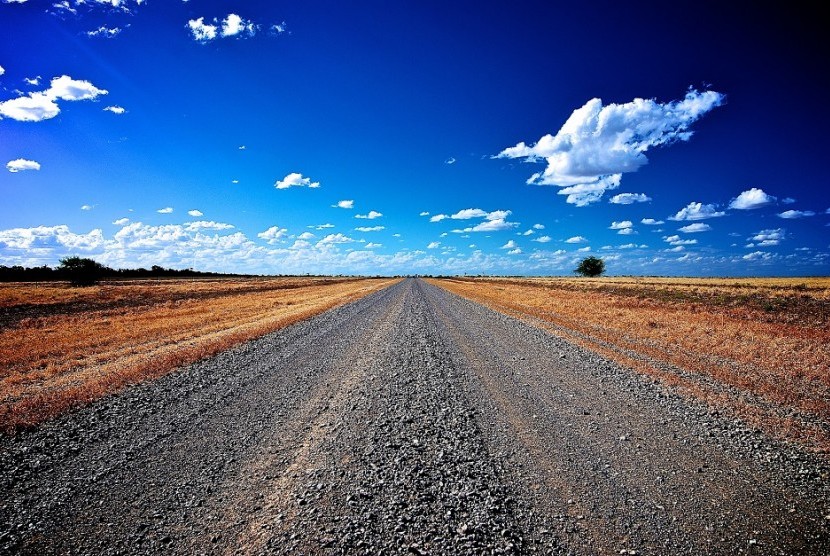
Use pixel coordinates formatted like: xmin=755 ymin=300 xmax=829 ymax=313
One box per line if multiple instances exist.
xmin=58 ymin=256 xmax=107 ymax=286
xmin=575 ymin=256 xmax=605 ymax=277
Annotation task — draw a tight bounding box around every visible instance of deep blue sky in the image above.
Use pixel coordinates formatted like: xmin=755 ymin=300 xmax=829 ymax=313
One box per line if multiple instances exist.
xmin=1 ymin=1 xmax=827 ymax=275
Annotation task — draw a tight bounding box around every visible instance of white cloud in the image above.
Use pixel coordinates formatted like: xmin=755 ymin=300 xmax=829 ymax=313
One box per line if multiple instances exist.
xmin=257 ymin=225 xmax=288 ymax=244
xmin=221 ymin=14 xmax=256 ymax=38
xmin=112 ymin=218 xmax=129 ymax=226
xmin=743 ymin=251 xmax=773 ymax=261
xmin=533 ymin=223 xmax=545 ymax=230
xmin=462 ymin=219 xmax=517 ymax=233
xmin=419 ymin=211 xmax=430 ymax=216
xmin=87 ymin=26 xmax=122 ymax=38
xmin=429 ymin=214 xmax=447 ymax=222
xmin=577 ymin=246 xmax=591 ymax=252
xmin=670 ymin=202 xmax=725 ymax=221
xmin=103 ymin=105 xmax=126 ymax=114
xmin=521 ymin=229 xmax=534 ymax=236
xmin=748 ymin=228 xmax=784 ymax=247
xmin=271 ymin=22 xmax=288 ymax=35
xmin=187 ymin=17 xmax=218 ymax=41
xmin=0 ymin=65 xmax=4 ymax=75
xmin=451 ymin=208 xmax=488 ymax=219
xmin=565 ymin=236 xmax=588 ymax=243
xmin=80 ymin=204 xmax=93 ymax=211
xmin=24 ymin=76 xmax=40 ymax=86
xmin=609 ymin=193 xmax=651 ymax=204
xmin=238 ymin=145 xmax=246 ymax=150
xmin=0 ymin=75 xmax=108 ymax=122
xmin=355 ymin=210 xmax=382 ymax=219
xmin=297 ymin=231 xmax=315 ymax=240
xmin=729 ymin=187 xmax=776 ymax=210
xmin=533 ymin=235 xmax=552 ymax=243
xmin=508 ymin=248 xmax=522 ymax=255
xmin=314 ymin=223 xmax=334 ymax=230
xmin=427 ymin=241 xmax=441 ymax=249
xmin=609 ymin=220 xmax=633 ymax=230
xmin=617 ymin=227 xmax=636 ymax=235
xmin=496 ymin=89 xmax=724 ymax=206
xmin=6 ymin=158 xmax=40 ymax=172
xmin=334 ymin=200 xmax=354 ymax=209
xmin=157 ymin=207 xmax=173 ymax=214
xmin=187 ymin=209 xmax=203 ymax=217
xmin=777 ymin=210 xmax=815 ymax=219
xmin=355 ymin=226 xmax=384 ymax=232
xmin=445 ymin=157 xmax=456 ymax=164
xmin=678 ymin=223 xmax=711 ymax=233
xmin=782 ymin=197 xmax=796 ymax=204
xmin=316 ymin=233 xmax=354 ymax=246
xmin=664 ymin=235 xmax=697 ymax=246
xmin=501 ymin=240 xmax=518 ymax=249
xmin=641 ymin=218 xmax=664 ymax=225
xmin=186 ymin=221 xmax=234 ymax=231
xmin=275 ymin=172 xmax=320 ymax=189
xmin=364 ymin=242 xmax=382 ymax=249
xmin=0 ymin=225 xmax=105 ymax=253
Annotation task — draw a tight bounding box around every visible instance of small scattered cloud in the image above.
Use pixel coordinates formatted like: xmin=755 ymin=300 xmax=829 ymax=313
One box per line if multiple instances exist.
xmin=87 ymin=26 xmax=122 ymax=38
xmin=451 ymin=208 xmax=488 ymax=219
xmin=187 ymin=17 xmax=218 ymax=41
xmin=314 ymin=223 xmax=334 ymax=230
xmin=334 ymin=199 xmax=354 ymax=209
xmin=271 ymin=22 xmax=288 ymax=35
xmin=24 ymin=76 xmax=40 ymax=86
xmin=355 ymin=210 xmax=382 ymax=219
xmin=355 ymin=226 xmax=384 ymax=232
xmin=275 ymin=172 xmax=320 ymax=189
xmin=641 ymin=218 xmax=664 ymax=225
xmin=728 ymin=187 xmax=776 ymax=210
xmin=103 ymin=105 xmax=126 ymax=114
xmin=419 ymin=211 xmax=430 ymax=217
xmin=0 ymin=65 xmax=4 ymax=75
xmin=533 ymin=235 xmax=552 ymax=243
xmin=80 ymin=204 xmax=92 ymax=211
xmin=187 ymin=209 xmax=203 ymax=217
xmin=664 ymin=235 xmax=697 ymax=246
xmin=508 ymin=248 xmax=522 ymax=255
xmin=743 ymin=251 xmax=773 ymax=261
xmin=257 ymin=225 xmax=288 ymax=244
xmin=495 ymin=89 xmax=724 ymax=206
xmin=316 ymin=233 xmax=354 ymax=247
xmin=521 ymin=229 xmax=534 ymax=236
xmin=501 ymin=240 xmax=518 ymax=249
xmin=297 ymin=232 xmax=315 ymax=240
xmin=533 ymin=224 xmax=545 ymax=230
xmin=157 ymin=207 xmax=173 ymax=214
xmin=6 ymin=158 xmax=40 ymax=172
xmin=678 ymin=223 xmax=711 ymax=233
xmin=565 ymin=236 xmax=588 ymax=243
xmin=746 ymin=228 xmax=784 ymax=247
xmin=112 ymin=218 xmax=129 ymax=226
xmin=221 ymin=14 xmax=256 ymax=37
xmin=609 ymin=220 xmax=633 ymax=230
xmin=445 ymin=157 xmax=456 ymax=165
xmin=427 ymin=241 xmax=441 ymax=249
xmin=670 ymin=202 xmax=725 ymax=221
xmin=0 ymin=75 xmax=108 ymax=122
xmin=577 ymin=246 xmax=591 ymax=252
xmin=617 ymin=227 xmax=637 ymax=235
xmin=777 ymin=209 xmax=815 ymax=219
xmin=430 ymin=214 xmax=448 ymax=222
xmin=781 ymin=197 xmax=796 ymax=204
xmin=186 ymin=221 xmax=234 ymax=231
xmin=609 ymin=193 xmax=651 ymax=205
xmin=365 ymin=242 xmax=382 ymax=249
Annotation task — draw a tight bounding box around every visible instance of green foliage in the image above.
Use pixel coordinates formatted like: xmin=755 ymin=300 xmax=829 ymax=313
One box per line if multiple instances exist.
xmin=58 ymin=256 xmax=107 ymax=286
xmin=575 ymin=256 xmax=605 ymax=277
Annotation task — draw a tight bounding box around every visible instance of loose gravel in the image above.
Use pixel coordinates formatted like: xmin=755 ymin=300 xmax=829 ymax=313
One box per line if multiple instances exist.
xmin=1 ymin=278 xmax=828 ymax=555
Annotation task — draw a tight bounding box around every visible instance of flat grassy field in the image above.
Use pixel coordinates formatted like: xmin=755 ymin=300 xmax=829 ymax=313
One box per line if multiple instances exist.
xmin=0 ymin=277 xmax=397 ymax=431
xmin=432 ymin=276 xmax=830 ymax=452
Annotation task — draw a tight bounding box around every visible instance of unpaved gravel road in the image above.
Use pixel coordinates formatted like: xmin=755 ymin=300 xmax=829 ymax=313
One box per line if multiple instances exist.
xmin=2 ymin=278 xmax=828 ymax=555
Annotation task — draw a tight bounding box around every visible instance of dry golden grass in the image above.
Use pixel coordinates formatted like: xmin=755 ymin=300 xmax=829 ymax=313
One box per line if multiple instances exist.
xmin=431 ymin=277 xmax=830 ymax=453
xmin=0 ymin=277 xmax=398 ymax=432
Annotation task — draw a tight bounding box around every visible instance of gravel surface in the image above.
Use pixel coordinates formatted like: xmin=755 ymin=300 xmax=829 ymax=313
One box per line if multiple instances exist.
xmin=1 ymin=278 xmax=828 ymax=555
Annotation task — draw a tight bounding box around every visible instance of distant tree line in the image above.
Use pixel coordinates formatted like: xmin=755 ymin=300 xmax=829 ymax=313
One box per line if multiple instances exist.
xmin=0 ymin=257 xmax=249 ymax=285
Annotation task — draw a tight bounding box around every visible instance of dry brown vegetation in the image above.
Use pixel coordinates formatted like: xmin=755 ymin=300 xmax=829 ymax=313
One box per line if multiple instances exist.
xmin=431 ymin=276 xmax=830 ymax=453
xmin=0 ymin=277 xmax=397 ymax=432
